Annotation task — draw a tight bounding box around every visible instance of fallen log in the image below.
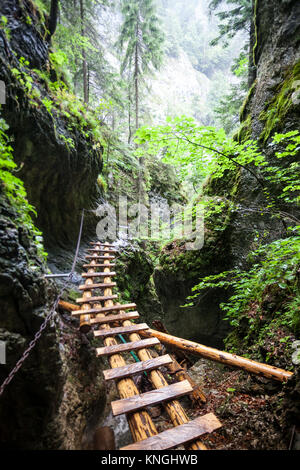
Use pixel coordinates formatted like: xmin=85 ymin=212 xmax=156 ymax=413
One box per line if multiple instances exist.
xmin=58 ymin=300 xmax=80 ymax=312
xmin=139 ymin=329 xmax=293 ymax=383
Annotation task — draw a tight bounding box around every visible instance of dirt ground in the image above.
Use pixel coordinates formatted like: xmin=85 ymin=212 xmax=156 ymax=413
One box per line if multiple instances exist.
xmin=149 ymin=358 xmax=295 ymax=450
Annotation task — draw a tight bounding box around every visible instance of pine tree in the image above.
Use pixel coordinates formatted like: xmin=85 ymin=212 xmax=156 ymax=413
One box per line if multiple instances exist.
xmin=118 ymin=0 xmax=164 ymax=135
xmin=209 ymin=0 xmax=252 ymax=47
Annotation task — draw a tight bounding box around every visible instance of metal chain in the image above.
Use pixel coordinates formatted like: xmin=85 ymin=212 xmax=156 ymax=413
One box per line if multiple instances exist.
xmin=0 ymin=286 xmax=66 ymax=397
xmin=0 ymin=209 xmax=86 ymax=398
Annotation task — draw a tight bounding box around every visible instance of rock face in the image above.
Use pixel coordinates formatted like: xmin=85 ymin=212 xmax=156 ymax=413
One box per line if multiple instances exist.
xmin=0 ymin=0 xmax=103 ymax=249
xmin=0 ymin=0 xmax=106 ymax=449
xmin=0 ymin=196 xmax=60 ymax=449
xmin=153 ymin=209 xmax=233 ymax=348
xmin=244 ymin=0 xmax=300 ymax=143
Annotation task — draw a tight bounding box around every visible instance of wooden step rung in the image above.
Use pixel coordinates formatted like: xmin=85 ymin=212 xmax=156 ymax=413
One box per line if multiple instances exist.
xmin=103 ymin=354 xmax=173 ymax=382
xmin=78 ymin=282 xmax=116 ymax=291
xmin=83 ymin=263 xmax=115 ymax=269
xmin=96 ymin=337 xmax=160 ymax=358
xmin=76 ymin=294 xmax=118 ymax=304
xmin=86 ymin=255 xmax=115 ymax=260
xmin=90 ymin=242 xmax=116 ymax=247
xmin=120 ymin=412 xmax=222 ymax=450
xmin=73 ymin=303 xmax=136 ymax=317
xmin=89 ymin=311 xmax=140 ymax=325
xmin=111 ymin=380 xmax=193 ymax=416
xmin=81 ymin=272 xmax=117 ymax=278
xmin=94 ymin=323 xmax=149 ymax=338
xmin=87 ymin=248 xmax=117 ymax=253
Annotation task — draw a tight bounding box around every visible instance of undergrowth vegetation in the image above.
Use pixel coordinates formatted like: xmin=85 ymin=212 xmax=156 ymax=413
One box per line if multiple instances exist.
xmin=137 ymin=115 xmax=300 ymax=360
xmin=0 ymin=117 xmax=47 ymax=260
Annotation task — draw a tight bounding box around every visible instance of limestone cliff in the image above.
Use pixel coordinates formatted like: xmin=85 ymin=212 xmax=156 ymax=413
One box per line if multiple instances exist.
xmin=0 ymin=0 xmax=106 ymax=449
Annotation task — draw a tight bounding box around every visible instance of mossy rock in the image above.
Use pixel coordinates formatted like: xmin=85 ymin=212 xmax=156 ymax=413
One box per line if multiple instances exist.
xmin=258 ymin=60 xmax=300 ymax=143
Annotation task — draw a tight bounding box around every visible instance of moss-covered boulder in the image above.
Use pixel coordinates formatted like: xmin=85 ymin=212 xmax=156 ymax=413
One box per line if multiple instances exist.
xmin=115 ymin=241 xmax=163 ymax=324
xmin=153 ymin=199 xmax=235 ymax=348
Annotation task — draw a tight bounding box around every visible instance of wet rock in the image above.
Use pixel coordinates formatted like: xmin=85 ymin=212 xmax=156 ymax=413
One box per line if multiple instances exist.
xmin=0 ymin=0 xmax=103 ymax=250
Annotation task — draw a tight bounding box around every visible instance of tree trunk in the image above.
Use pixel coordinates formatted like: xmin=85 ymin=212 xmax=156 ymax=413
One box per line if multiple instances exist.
xmin=139 ymin=329 xmax=293 ymax=383
xmin=248 ymin=0 xmax=257 ymax=87
xmin=47 ymin=0 xmax=59 ymax=42
xmin=128 ymin=84 xmax=132 ymax=143
xmin=80 ymin=0 xmax=89 ymax=104
xmin=134 ymin=41 xmax=139 ymax=132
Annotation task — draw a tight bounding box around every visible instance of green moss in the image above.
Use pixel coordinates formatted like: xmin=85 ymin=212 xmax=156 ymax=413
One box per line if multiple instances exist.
xmin=259 ymin=60 xmax=300 ymax=142
xmin=97 ymin=174 xmax=108 ymax=192
xmin=239 ymin=80 xmax=257 ymax=122
xmin=158 ymin=199 xmax=234 ymax=278
xmin=65 ymin=288 xmax=80 ymax=303
xmin=237 ymin=114 xmax=252 ymax=143
xmin=229 ymin=169 xmax=241 ymax=199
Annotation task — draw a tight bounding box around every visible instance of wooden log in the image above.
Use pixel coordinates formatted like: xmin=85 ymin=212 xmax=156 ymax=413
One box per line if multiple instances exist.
xmin=92 ymin=245 xmax=205 ymax=449
xmin=58 ymin=300 xmax=80 ymax=312
xmin=121 ymin=413 xmax=221 ymax=451
xmin=73 ymin=303 xmax=137 ymax=316
xmin=79 ymin=282 xmax=116 ymax=290
xmin=95 ymin=245 xmax=159 ymax=443
xmin=79 ymin=261 xmax=98 ymax=333
xmin=76 ymin=294 xmax=118 ymax=304
xmin=94 ymin=323 xmax=149 ymax=338
xmin=121 ymin=413 xmax=221 ymax=450
xmin=82 ymin=272 xmax=117 ymax=278
xmin=111 ymin=380 xmax=193 ymax=416
xmin=139 ymin=329 xmax=293 ymax=383
xmin=103 ymin=355 xmax=173 ymax=382
xmin=89 ymin=311 xmax=140 ymax=325
xmin=151 ymin=321 xmax=206 ymax=405
xmin=96 ymin=337 xmax=160 ymax=357
xmin=93 ymin=426 xmax=116 ymax=450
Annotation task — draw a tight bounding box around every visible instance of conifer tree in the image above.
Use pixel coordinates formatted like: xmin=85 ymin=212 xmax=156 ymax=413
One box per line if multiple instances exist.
xmin=209 ymin=0 xmax=252 ymax=47
xmin=118 ymin=0 xmax=164 ymax=134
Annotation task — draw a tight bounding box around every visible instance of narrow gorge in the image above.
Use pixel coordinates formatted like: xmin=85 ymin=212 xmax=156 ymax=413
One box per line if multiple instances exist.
xmin=0 ymin=0 xmax=299 ymax=454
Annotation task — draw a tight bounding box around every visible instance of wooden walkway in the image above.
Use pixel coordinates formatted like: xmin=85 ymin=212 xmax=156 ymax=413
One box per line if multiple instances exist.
xmin=72 ymin=241 xmax=222 ymax=450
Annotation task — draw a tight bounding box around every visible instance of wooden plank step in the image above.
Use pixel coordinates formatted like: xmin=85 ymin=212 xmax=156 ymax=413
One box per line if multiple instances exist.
xmin=120 ymin=413 xmax=222 ymax=450
xmin=87 ymin=248 xmax=117 ymax=253
xmin=81 ymin=272 xmax=117 ymax=278
xmin=94 ymin=323 xmax=149 ymax=338
xmin=73 ymin=303 xmax=137 ymax=316
xmin=76 ymin=294 xmax=118 ymax=304
xmin=111 ymin=380 xmax=193 ymax=416
xmin=96 ymin=337 xmax=160 ymax=358
xmin=103 ymin=354 xmax=173 ymax=382
xmin=83 ymin=263 xmax=115 ymax=269
xmin=86 ymin=255 xmax=115 ymax=260
xmin=79 ymin=282 xmax=116 ymax=291
xmin=90 ymin=242 xmax=116 ymax=247
xmin=89 ymin=311 xmax=140 ymax=325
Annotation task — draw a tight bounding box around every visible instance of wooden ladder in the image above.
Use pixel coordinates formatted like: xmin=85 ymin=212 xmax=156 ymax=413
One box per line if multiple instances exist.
xmin=73 ymin=241 xmax=222 ymax=450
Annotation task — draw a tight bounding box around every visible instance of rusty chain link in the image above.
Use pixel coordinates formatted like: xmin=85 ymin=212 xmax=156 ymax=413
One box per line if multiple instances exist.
xmin=0 ymin=209 xmax=86 ymax=397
